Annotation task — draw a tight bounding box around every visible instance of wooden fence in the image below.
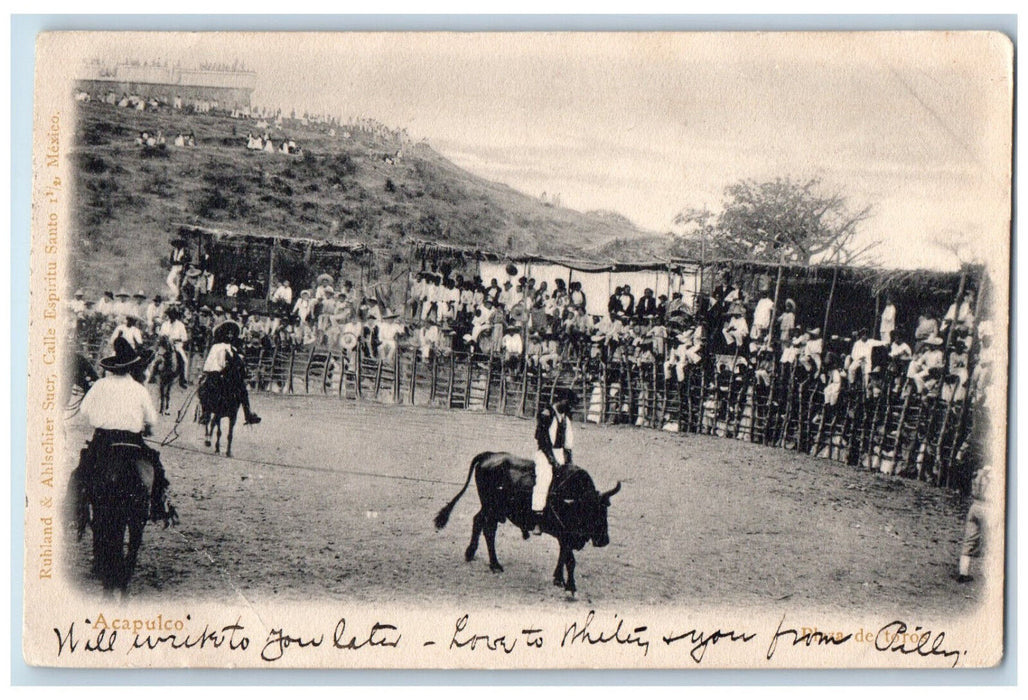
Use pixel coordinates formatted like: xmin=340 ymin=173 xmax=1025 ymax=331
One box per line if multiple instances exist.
xmin=74 ymin=337 xmax=981 ymax=491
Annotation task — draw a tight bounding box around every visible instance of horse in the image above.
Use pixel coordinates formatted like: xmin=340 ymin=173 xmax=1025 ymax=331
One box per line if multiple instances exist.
xmin=73 ymin=443 xmax=155 ymax=595
xmin=150 ymin=337 xmax=179 ymax=414
xmin=197 ymin=370 xmax=243 ymax=457
xmin=64 ymin=352 xmax=99 ymax=411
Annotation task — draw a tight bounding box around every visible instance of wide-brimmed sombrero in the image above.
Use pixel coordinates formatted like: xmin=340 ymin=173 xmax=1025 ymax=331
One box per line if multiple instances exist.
xmin=185 ymin=266 xmax=202 ymax=278
xmin=317 ymin=273 xmax=334 ymax=284
xmin=170 ymin=237 xmax=187 ymax=247
xmin=212 ymin=319 xmax=242 ymax=343
xmin=100 ymin=336 xmax=153 ymax=372
xmin=115 ymin=289 xmax=131 ymax=298
xmin=133 ymin=289 xmax=147 ymax=298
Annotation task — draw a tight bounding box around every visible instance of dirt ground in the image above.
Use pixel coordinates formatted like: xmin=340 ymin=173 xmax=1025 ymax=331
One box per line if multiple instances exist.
xmin=63 ymin=389 xmax=978 ymax=613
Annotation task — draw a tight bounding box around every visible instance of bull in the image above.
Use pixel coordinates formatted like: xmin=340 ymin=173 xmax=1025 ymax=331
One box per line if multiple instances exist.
xmin=434 ymin=451 xmax=621 ymax=593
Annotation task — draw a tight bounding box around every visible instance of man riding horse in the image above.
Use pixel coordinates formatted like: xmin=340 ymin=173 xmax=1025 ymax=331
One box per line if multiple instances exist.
xmin=200 ymin=319 xmax=261 ymax=425
xmin=69 ymin=337 xmax=176 ymax=537
xmin=530 ymin=387 xmax=577 ymax=535
xmin=158 ymin=305 xmax=190 ymax=389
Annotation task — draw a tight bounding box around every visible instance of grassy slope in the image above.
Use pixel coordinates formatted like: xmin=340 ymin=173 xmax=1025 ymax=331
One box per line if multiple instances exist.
xmin=71 ymin=102 xmax=652 ymax=293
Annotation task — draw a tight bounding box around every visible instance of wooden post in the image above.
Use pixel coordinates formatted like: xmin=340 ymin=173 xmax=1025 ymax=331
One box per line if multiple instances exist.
xmin=304 ymin=348 xmax=315 ymax=393
xmin=446 ymin=352 xmax=456 ymax=408
xmin=287 ymin=347 xmax=296 ymax=394
xmin=338 ymin=351 xmax=346 ymax=396
xmin=535 ymin=366 xmax=545 ymax=414
xmin=947 ymin=277 xmax=986 ymax=469
xmin=268 ymin=241 xmax=276 ymax=300
xmin=941 ymin=269 xmax=969 ymax=380
xmin=822 ymin=266 xmax=839 ymax=340
xmin=409 ymin=350 xmax=419 ymax=405
xmin=464 ymin=351 xmax=474 ymax=409
xmin=697 ymin=362 xmax=709 ymax=434
xmin=393 ymin=346 xmax=402 ymax=404
xmin=768 ymin=260 xmax=784 ymax=346
xmin=428 ymin=353 xmax=437 ymax=403
xmin=483 ymin=353 xmax=494 ymax=411
xmin=499 ymin=359 xmax=509 ymax=414
xmin=373 ymin=353 xmax=384 ymax=398
xmin=519 ymin=361 xmax=529 ymax=416
xmin=355 ymin=344 xmax=363 ymax=399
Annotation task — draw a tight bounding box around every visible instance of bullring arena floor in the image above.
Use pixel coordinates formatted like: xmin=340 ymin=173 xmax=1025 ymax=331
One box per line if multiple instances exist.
xmin=63 ymin=387 xmax=977 ymax=613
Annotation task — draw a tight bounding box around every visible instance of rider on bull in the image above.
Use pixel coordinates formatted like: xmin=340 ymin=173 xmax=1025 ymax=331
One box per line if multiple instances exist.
xmin=530 ymin=387 xmax=577 ymax=535
xmin=69 ymin=337 xmax=176 ymax=535
xmin=201 ymin=319 xmax=262 ymax=425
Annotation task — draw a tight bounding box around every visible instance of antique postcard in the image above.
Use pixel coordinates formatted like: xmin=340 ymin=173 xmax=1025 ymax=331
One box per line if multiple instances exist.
xmin=23 ymin=31 xmax=1011 ymax=669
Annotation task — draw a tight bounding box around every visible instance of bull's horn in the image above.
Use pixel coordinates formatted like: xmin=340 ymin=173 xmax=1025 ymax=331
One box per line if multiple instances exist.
xmin=601 ymin=482 xmax=622 ymax=500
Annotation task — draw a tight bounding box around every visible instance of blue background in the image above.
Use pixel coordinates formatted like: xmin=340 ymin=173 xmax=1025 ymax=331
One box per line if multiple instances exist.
xmin=9 ymin=13 xmax=1017 ymax=686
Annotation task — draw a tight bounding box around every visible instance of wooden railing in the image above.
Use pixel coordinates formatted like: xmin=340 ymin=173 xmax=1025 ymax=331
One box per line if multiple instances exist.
xmin=73 ymin=336 xmax=982 ymax=492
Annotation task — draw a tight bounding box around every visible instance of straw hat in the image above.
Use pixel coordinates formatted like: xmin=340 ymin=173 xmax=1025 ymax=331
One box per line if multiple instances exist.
xmin=100 ymin=337 xmax=153 ymax=372
xmin=212 ymin=320 xmax=242 ymax=343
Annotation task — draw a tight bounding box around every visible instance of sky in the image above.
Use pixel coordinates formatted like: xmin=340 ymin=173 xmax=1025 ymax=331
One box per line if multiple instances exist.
xmin=64 ymin=31 xmax=1012 ymax=271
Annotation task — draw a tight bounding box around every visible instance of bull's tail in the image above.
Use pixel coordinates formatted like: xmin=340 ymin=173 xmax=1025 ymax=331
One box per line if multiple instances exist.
xmin=434 ymin=452 xmax=488 ymax=530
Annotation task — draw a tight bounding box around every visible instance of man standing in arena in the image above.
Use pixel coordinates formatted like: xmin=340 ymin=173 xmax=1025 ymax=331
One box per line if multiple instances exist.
xmin=956 ymin=464 xmax=995 ymax=583
xmin=530 ymin=387 xmax=576 ymax=535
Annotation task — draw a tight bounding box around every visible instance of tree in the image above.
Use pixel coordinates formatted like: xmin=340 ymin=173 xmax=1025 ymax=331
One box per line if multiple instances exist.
xmin=675 ymin=177 xmax=875 ymax=265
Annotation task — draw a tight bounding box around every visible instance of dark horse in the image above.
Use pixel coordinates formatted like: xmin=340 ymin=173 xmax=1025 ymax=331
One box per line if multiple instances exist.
xmin=150 ymin=337 xmax=179 ymax=415
xmin=64 ymin=352 xmax=99 ymax=410
xmin=71 ymin=440 xmax=156 ymax=595
xmin=197 ymin=370 xmax=242 ymax=457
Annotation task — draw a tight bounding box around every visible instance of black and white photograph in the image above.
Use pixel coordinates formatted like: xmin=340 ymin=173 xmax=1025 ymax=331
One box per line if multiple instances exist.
xmin=22 ymin=30 xmax=1011 ymax=669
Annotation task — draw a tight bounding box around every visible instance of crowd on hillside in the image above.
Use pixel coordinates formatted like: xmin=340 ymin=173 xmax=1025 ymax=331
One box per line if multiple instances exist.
xmin=76 ymin=83 xmax=411 ymax=161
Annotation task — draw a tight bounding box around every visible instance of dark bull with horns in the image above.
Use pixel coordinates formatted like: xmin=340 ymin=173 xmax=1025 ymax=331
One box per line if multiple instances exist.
xmin=434 ymin=451 xmax=621 ymax=593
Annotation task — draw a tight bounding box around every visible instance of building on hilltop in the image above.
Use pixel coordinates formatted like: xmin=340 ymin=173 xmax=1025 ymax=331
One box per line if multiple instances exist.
xmin=76 ymin=60 xmax=257 ymax=111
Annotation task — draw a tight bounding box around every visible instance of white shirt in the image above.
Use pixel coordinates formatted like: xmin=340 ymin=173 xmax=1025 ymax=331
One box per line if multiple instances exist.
xmin=378 ymin=320 xmax=404 ymax=343
xmin=272 ymin=285 xmax=293 ymax=305
xmin=753 ymin=297 xmax=774 ymax=328
xmin=145 ymin=302 xmax=163 ymax=327
xmin=502 ymin=333 xmax=524 ymax=355
xmin=111 ymin=324 xmax=144 ymax=349
xmin=880 ymin=304 xmax=897 ymax=334
xmin=159 ymin=319 xmax=188 ymax=347
xmin=203 ymin=342 xmax=235 ymax=372
xmin=850 ymin=338 xmax=875 ymax=364
xmin=80 ymin=374 xmax=158 ymax=433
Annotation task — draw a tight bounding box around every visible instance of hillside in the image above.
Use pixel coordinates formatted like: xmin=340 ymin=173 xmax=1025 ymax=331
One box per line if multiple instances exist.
xmin=70 ymin=101 xmax=653 ymax=293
